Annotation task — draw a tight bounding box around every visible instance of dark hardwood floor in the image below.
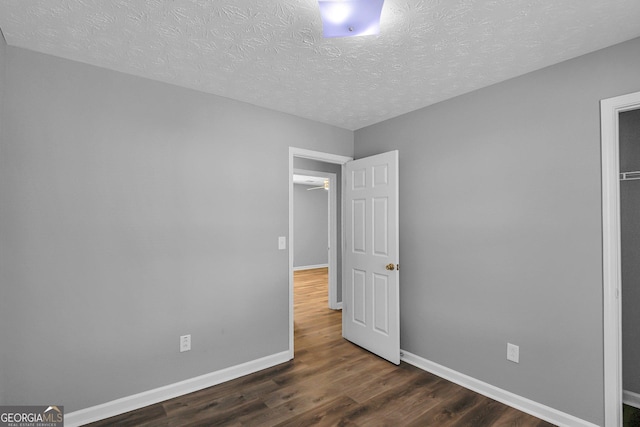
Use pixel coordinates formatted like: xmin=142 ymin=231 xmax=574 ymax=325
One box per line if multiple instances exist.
xmin=85 ymin=268 xmax=555 ymax=426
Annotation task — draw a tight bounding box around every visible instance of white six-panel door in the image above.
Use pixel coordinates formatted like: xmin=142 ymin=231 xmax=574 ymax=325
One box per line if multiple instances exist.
xmin=343 ymin=150 xmax=400 ymax=364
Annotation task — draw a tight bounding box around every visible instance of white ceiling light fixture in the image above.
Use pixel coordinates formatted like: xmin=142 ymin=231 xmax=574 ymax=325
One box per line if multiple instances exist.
xmin=318 ymin=0 xmax=385 ymax=38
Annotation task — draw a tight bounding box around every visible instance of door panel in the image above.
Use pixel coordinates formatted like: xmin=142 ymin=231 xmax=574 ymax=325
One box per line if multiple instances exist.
xmin=352 ymin=269 xmax=366 ymax=325
xmin=373 ymin=197 xmax=388 ymax=256
xmin=373 ymin=273 xmax=389 ymax=334
xmin=353 ymin=199 xmax=366 ymax=253
xmin=343 ymin=150 xmax=399 ymax=365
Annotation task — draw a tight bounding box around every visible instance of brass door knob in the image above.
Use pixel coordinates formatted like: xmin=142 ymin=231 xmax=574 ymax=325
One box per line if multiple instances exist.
xmin=385 ymin=263 xmax=395 ymax=271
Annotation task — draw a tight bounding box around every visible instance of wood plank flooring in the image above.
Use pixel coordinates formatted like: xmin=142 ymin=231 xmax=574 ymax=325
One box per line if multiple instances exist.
xmin=85 ymin=268 xmax=555 ymax=426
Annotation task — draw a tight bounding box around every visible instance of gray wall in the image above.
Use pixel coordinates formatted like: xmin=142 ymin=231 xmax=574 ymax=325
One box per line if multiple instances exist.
xmin=0 ymin=45 xmax=353 ymax=412
xmin=293 ymin=184 xmax=328 ymax=268
xmin=354 ymin=36 xmax=640 ymax=425
xmin=620 ymin=108 xmax=640 ymax=395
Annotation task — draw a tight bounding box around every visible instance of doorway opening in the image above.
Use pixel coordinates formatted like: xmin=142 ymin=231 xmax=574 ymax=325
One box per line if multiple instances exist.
xmin=618 ymin=108 xmax=640 ymax=426
xmin=293 ymin=169 xmax=338 ymax=308
xmin=288 ymin=148 xmax=352 ymax=358
xmin=601 ymin=90 xmax=640 ymax=426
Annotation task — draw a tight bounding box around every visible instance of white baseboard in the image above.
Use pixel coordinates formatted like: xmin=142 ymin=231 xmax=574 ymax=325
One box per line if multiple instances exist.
xmin=64 ymin=350 xmax=291 ymax=427
xmin=293 ymin=264 xmax=328 ymax=271
xmin=400 ymin=350 xmax=598 ymax=427
xmin=328 ymin=302 xmax=343 ymax=310
xmin=624 ymin=390 xmax=640 ymax=409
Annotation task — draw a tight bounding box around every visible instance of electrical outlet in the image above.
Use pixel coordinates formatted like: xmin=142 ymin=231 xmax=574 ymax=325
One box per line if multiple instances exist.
xmin=180 ymin=334 xmax=191 ymax=352
xmin=507 ymin=343 xmax=519 ymax=363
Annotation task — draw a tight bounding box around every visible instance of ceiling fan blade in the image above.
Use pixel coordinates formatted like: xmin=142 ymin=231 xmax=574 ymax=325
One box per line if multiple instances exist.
xmin=306 ymin=180 xmax=329 ymax=191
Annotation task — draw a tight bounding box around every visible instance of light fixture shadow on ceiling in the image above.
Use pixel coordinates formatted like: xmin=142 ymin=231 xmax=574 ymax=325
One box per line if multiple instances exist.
xmin=318 ymin=0 xmax=385 ymax=38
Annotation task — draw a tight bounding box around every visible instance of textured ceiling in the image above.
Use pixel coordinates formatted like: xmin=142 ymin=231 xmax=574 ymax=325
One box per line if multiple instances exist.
xmin=1 ymin=0 xmax=640 ymax=130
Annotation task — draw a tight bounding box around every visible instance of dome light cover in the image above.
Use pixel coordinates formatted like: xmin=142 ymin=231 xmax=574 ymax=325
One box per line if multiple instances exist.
xmin=318 ymin=0 xmax=385 ymax=38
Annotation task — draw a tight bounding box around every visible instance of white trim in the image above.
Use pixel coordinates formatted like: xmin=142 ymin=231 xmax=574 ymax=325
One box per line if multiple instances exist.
xmin=340 ymin=163 xmax=346 ymax=315
xmin=64 ymin=351 xmax=290 ymax=427
xmin=293 ymin=264 xmax=329 ymax=271
xmin=327 ymin=173 xmax=338 ymax=310
xmin=601 ymin=90 xmax=640 ymax=427
xmin=289 ymin=147 xmax=352 ymax=358
xmin=289 ymin=147 xmax=352 ymax=165
xmin=400 ymin=350 xmax=599 ymax=427
xmin=623 ymin=390 xmax=640 ymax=409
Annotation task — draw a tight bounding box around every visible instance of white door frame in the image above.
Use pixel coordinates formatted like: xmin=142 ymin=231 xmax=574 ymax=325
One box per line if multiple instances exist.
xmin=293 ymin=168 xmax=338 ymax=309
xmin=601 ymin=90 xmax=640 ymax=427
xmin=288 ymin=147 xmax=353 ymax=358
